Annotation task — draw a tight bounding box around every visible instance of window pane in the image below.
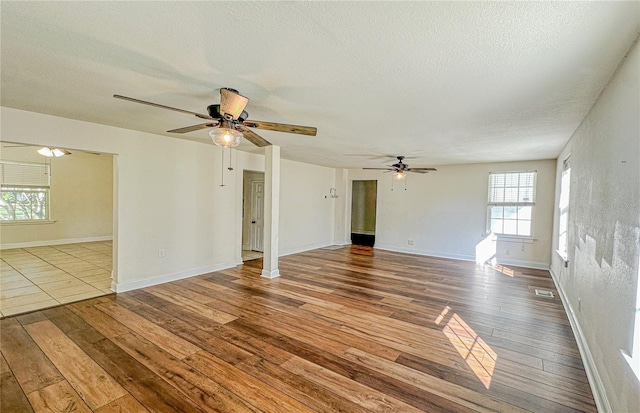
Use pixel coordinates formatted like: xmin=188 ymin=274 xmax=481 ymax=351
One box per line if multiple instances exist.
xmin=503 ymin=220 xmax=518 ymax=235
xmin=0 ymin=188 xmax=48 ymax=221
xmin=517 ymin=220 xmax=531 ymax=236
xmin=491 ymin=188 xmax=504 ymax=202
xmin=490 ymin=219 xmax=503 ymax=234
xmin=519 ymin=188 xmax=533 ymax=203
xmin=505 ymin=173 xmax=519 ymax=186
xmin=504 ymin=187 xmax=518 ymax=202
xmin=491 ymin=207 xmax=503 ymax=218
xmin=518 ymin=206 xmax=532 ymax=220
xmin=504 ymin=207 xmax=517 ymax=218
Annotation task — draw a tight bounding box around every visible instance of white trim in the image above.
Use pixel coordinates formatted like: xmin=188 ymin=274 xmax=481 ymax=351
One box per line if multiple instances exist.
xmin=375 ymin=244 xmax=549 ymax=270
xmin=261 ymin=269 xmax=281 ymax=279
xmin=0 ymin=220 xmax=56 ymax=226
xmin=0 ymin=235 xmax=112 ymax=250
xmin=112 ymin=261 xmax=238 ymax=293
xmin=496 ymin=258 xmax=549 ymax=270
xmin=279 ymin=241 xmax=334 ymax=258
xmin=549 ymin=268 xmax=612 ymax=413
xmin=374 ymin=244 xmax=476 ymax=263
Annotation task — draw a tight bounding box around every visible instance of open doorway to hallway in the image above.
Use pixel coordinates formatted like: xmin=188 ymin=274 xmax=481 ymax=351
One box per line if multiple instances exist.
xmin=242 ymin=170 xmax=264 ymax=261
xmin=351 ymin=180 xmax=377 ymax=247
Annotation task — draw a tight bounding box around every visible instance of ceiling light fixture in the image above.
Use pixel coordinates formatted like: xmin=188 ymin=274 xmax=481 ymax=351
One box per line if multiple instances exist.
xmin=393 ymin=171 xmax=406 ymax=180
xmin=37 ymin=147 xmax=71 ymax=157
xmin=209 ymin=120 xmax=242 ymax=148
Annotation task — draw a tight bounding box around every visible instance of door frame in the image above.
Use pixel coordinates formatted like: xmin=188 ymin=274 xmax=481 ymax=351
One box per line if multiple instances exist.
xmin=249 ymin=179 xmax=265 ymax=252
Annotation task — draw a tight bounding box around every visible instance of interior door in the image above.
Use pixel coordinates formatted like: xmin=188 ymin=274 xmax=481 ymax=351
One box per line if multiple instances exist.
xmin=250 ymin=180 xmax=265 ymax=252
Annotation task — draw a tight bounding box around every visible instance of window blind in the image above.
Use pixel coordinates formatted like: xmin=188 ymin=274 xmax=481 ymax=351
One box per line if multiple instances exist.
xmin=488 ymin=171 xmax=536 ymax=206
xmin=0 ymin=161 xmax=50 ymax=188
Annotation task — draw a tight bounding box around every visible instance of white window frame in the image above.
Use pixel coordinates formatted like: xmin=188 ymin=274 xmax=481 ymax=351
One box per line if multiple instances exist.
xmin=0 ymin=161 xmax=52 ymax=223
xmin=486 ymin=171 xmax=537 ymax=238
xmin=557 ymin=156 xmax=571 ymax=261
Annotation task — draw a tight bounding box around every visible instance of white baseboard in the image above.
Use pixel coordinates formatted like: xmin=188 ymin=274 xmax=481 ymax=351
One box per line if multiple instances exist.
xmin=496 ymin=258 xmax=550 ymax=270
xmin=261 ymin=269 xmax=280 ymax=279
xmin=279 ymin=241 xmax=334 ymax=257
xmin=1 ymin=236 xmax=113 ymax=250
xmin=374 ymin=244 xmax=549 ymax=270
xmin=112 ymin=261 xmax=238 ymax=293
xmin=549 ymin=268 xmax=612 ymax=413
xmin=375 ymin=244 xmax=476 ymax=263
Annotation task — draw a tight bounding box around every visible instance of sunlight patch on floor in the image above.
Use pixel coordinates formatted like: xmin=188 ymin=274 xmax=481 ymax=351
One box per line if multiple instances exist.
xmin=439 ymin=311 xmax=497 ymax=389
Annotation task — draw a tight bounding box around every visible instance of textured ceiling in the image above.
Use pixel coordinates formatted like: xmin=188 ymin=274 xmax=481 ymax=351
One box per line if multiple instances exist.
xmin=1 ymin=2 xmax=639 ymax=168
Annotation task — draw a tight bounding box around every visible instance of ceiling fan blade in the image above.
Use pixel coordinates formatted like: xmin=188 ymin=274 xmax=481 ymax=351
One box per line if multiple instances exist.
xmin=407 ymin=170 xmax=429 ymax=174
xmin=167 ymin=122 xmax=219 ymax=134
xmin=220 ymin=88 xmax=249 ymax=120
xmin=243 ymin=120 xmax=317 ymax=136
xmin=363 ymin=168 xmax=394 ymax=170
xmin=408 ymin=167 xmax=438 ymax=171
xmin=113 ymin=95 xmax=213 ymax=120
xmin=236 ymin=126 xmax=271 ymax=147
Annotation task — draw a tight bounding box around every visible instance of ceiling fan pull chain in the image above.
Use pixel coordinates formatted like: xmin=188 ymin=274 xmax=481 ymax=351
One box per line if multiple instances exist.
xmin=228 ymin=147 xmax=234 ymax=171
xmin=220 ymin=148 xmax=225 ymax=187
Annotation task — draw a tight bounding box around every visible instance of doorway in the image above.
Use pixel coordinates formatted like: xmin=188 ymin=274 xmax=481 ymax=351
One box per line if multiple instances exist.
xmin=351 ymin=180 xmax=377 ymax=247
xmin=0 ymin=143 xmax=115 ymax=316
xmin=242 ymin=170 xmax=265 ymax=261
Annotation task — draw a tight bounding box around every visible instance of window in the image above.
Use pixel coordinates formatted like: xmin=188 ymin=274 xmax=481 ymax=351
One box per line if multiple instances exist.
xmin=558 ymin=157 xmax=571 ymax=258
xmin=0 ymin=161 xmax=50 ymax=222
xmin=487 ymin=171 xmax=536 ymax=237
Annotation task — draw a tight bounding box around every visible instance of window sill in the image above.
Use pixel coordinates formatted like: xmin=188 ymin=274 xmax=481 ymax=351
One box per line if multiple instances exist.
xmin=556 ymin=249 xmax=569 ymax=262
xmin=621 ymin=350 xmax=640 ymax=383
xmin=493 ymin=235 xmax=536 ymax=244
xmin=0 ymin=220 xmax=56 ymax=226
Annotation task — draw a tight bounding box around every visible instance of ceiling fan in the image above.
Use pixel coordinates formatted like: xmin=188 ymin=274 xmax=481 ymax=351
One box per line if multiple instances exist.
xmin=363 ymin=156 xmax=437 ymax=180
xmin=113 ymin=88 xmax=317 ymax=148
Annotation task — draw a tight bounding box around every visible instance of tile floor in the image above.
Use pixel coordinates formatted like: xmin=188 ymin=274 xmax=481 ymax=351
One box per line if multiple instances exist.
xmin=0 ymin=241 xmax=112 ymax=317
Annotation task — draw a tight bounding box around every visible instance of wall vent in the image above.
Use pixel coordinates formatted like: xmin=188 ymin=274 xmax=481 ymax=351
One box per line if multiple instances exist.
xmin=535 ymin=289 xmax=554 ymax=298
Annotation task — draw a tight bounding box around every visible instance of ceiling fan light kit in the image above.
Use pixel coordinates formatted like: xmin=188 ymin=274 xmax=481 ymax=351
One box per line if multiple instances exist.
xmin=210 ymin=120 xmax=242 ymax=148
xmin=38 ymin=147 xmax=71 ymax=157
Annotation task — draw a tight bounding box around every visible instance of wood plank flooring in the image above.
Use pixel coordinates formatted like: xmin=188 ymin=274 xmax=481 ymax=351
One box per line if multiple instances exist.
xmin=0 ymin=246 xmax=596 ymax=412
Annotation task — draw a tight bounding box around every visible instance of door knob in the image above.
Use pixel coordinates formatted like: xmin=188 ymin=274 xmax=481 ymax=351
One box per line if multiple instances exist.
xmin=252 ymin=220 xmax=256 ymax=223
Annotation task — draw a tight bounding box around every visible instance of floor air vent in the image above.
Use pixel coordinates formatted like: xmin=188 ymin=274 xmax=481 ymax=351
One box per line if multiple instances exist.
xmin=535 ymin=289 xmax=554 ymax=298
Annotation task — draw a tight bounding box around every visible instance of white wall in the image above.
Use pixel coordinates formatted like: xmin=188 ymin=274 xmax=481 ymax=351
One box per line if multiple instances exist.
xmin=1 ymin=107 xmax=241 ymax=291
xmin=347 ymin=159 xmax=557 ymax=268
xmin=1 ymin=147 xmax=113 ymax=248
xmin=235 ymin=152 xmax=336 ymax=258
xmin=279 ymin=158 xmax=336 ymax=255
xmin=550 ymin=37 xmax=640 ymax=413
xmin=1 ymin=108 xmax=338 ymax=290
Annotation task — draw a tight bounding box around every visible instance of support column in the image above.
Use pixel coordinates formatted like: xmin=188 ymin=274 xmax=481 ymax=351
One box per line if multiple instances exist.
xmin=262 ymin=145 xmax=280 ymax=278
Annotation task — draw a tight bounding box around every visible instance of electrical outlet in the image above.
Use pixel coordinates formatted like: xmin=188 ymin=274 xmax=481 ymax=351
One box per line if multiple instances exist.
xmin=407 ymin=240 xmax=414 ymax=246
xmin=158 ymin=249 xmax=165 ymax=258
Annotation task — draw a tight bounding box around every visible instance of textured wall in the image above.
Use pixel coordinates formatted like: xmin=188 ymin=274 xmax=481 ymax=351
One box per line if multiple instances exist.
xmin=550 ymin=37 xmax=640 ymax=412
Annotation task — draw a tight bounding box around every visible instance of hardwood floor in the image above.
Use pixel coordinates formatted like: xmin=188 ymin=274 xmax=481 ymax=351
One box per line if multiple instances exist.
xmin=0 ymin=246 xmax=596 ymax=412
